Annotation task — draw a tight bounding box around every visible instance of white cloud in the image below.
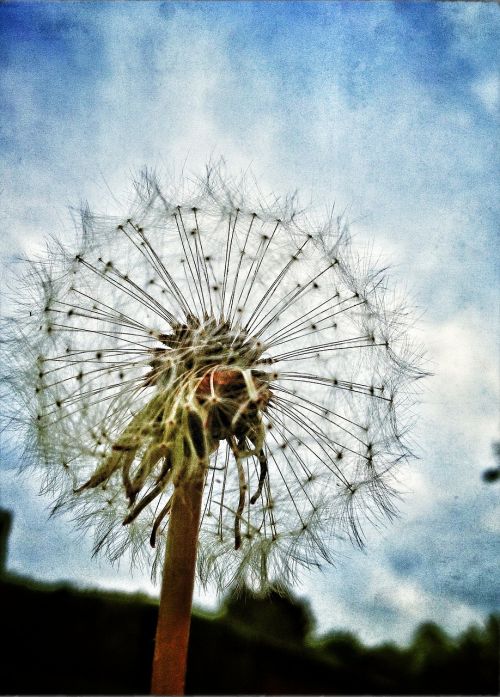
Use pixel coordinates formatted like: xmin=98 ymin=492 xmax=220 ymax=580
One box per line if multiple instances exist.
xmin=370 ymin=565 xmax=482 ymax=630
xmin=481 ymin=504 xmax=500 ymax=534
xmin=422 ymin=309 xmax=498 ymax=449
xmin=302 ymin=553 xmax=484 ymax=645
xmin=471 ymin=73 xmax=499 ymax=115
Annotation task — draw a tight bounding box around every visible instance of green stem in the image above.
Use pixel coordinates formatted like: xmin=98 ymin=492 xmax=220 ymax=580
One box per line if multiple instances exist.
xmin=151 ymin=470 xmax=205 ymax=696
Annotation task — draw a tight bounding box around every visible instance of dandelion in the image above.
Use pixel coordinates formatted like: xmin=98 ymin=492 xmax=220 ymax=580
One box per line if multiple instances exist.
xmin=2 ymin=164 xmax=424 ymax=694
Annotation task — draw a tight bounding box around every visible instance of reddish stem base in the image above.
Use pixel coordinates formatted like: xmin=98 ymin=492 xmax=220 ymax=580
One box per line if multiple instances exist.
xmin=151 ymin=473 xmax=205 ymax=696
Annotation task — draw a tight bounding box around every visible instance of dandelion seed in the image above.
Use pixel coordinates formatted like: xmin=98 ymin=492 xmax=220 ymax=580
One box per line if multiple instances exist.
xmin=1 ymin=163 xmax=424 ymax=694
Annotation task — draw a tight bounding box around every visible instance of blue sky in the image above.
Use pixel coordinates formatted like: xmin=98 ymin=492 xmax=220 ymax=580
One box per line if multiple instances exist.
xmin=1 ymin=1 xmax=498 ymax=645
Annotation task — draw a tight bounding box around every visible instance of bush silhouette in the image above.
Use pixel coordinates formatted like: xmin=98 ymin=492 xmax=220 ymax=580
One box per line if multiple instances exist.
xmin=0 ymin=509 xmax=498 ymax=694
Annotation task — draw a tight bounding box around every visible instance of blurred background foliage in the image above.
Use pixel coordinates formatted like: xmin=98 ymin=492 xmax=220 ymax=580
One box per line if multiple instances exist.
xmin=0 ymin=508 xmax=498 ymax=695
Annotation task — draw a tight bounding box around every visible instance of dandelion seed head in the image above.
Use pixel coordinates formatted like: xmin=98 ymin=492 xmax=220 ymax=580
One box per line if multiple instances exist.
xmin=1 ymin=164 xmax=425 ymax=592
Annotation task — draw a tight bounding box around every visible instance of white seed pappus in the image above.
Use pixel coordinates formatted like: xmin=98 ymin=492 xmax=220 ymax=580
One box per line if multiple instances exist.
xmin=1 ymin=166 xmax=424 ymax=592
